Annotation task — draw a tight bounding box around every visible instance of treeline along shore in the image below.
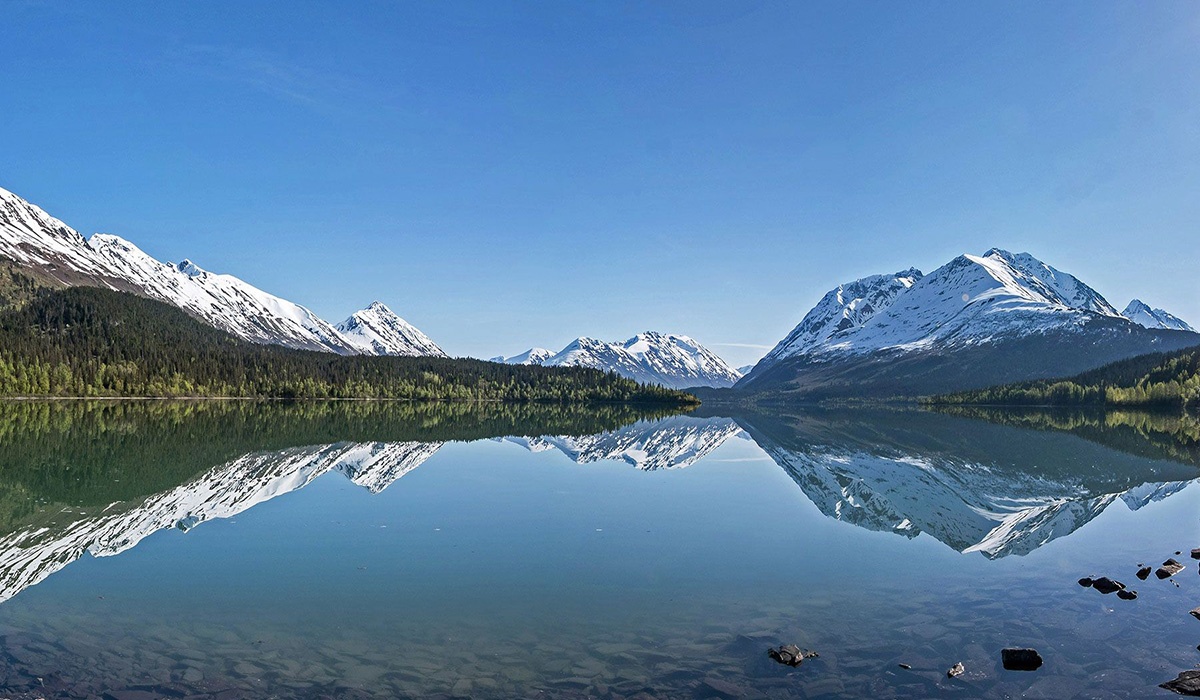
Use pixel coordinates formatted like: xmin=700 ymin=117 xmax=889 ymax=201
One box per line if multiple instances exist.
xmin=0 ymin=283 xmax=697 ymax=405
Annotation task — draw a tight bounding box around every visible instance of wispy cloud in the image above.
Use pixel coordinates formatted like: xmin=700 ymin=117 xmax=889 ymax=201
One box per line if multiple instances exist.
xmin=161 ymin=44 xmax=374 ymax=112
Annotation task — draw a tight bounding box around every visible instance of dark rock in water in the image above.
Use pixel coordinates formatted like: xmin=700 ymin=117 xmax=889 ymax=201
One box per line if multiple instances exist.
xmin=898 ymin=663 xmax=911 ymax=670
xmin=1190 ymin=607 xmax=1200 ymax=621
xmin=1001 ymin=648 xmax=1043 ymax=671
xmin=1091 ymin=577 xmax=1125 ymax=594
xmin=1161 ymin=670 xmax=1200 ymax=695
xmin=1191 ymin=549 xmax=1200 ymax=561
xmin=1158 ymin=559 xmax=1185 ymax=579
xmin=768 ymin=644 xmax=801 ymax=666
xmin=1137 ymin=567 xmax=1152 ymax=580
xmin=768 ymin=644 xmax=818 ymax=667
xmin=1117 ymin=589 xmax=1138 ymax=600
xmin=1077 ymin=577 xmax=1094 ymax=587
xmin=947 ymin=662 xmax=965 ymax=678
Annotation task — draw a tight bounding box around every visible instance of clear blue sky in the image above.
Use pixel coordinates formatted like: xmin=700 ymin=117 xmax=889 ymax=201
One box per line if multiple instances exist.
xmin=3 ymin=1 xmax=1199 ymax=365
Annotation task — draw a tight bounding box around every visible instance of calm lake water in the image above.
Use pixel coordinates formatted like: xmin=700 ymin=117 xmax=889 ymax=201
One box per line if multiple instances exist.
xmin=0 ymin=401 xmax=1198 ymax=699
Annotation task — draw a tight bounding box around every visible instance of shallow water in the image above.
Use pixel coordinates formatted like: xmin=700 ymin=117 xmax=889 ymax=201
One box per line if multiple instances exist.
xmin=0 ymin=401 xmax=1198 ymax=698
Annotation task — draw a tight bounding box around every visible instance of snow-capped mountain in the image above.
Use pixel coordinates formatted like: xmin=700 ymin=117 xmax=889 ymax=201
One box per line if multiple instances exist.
xmin=501 ymin=332 xmax=742 ymax=389
xmin=1122 ymin=299 xmax=1195 ymax=332
xmin=0 ymin=186 xmax=134 ymax=290
xmin=493 ymin=347 xmax=555 ymax=365
xmin=0 ymin=185 xmax=442 ymax=356
xmin=758 ymin=268 xmax=924 ymax=365
xmin=740 ymin=249 xmax=1200 ymax=397
xmin=336 ymin=301 xmax=446 ymax=357
xmin=89 ymin=234 xmax=359 ymax=354
xmin=765 ymin=248 xmax=1123 ymax=360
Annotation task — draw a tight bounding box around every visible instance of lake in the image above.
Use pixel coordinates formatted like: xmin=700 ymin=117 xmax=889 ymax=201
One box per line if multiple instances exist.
xmin=0 ymin=400 xmax=1198 ymax=699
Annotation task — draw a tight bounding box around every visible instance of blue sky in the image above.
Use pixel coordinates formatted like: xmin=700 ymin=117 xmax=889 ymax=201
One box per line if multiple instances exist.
xmin=3 ymin=1 xmax=1199 ymax=365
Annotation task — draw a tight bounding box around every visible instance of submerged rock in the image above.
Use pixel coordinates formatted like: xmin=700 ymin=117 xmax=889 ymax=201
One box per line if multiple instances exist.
xmin=1137 ymin=567 xmax=1152 ymax=580
xmin=1161 ymin=670 xmax=1200 ymax=695
xmin=1158 ymin=559 xmax=1185 ymax=579
xmin=1190 ymin=607 xmax=1200 ymax=621
xmin=947 ymin=662 xmax=965 ymax=678
xmin=1117 ymin=589 xmax=1138 ymax=601
xmin=1191 ymin=549 xmax=1200 ymax=561
xmin=767 ymin=644 xmax=818 ymax=667
xmin=1001 ymin=648 xmax=1043 ymax=671
xmin=1091 ymin=577 xmax=1125 ymax=594
xmin=1078 ymin=577 xmax=1094 ymax=587
xmin=898 ymin=663 xmax=911 ymax=670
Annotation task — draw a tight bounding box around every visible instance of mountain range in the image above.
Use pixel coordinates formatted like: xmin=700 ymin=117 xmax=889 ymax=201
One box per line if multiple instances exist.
xmin=0 ymin=185 xmax=443 ymax=357
xmin=2 ymin=185 xmax=743 ymax=388
xmin=494 ymin=332 xmax=743 ymax=389
xmin=6 ymin=184 xmax=1199 ymax=397
xmin=737 ymin=248 xmax=1200 ymax=398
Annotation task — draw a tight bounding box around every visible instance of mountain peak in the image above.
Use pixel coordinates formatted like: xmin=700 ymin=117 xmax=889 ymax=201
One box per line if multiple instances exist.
xmin=176 ymin=259 xmax=205 ymax=278
xmin=759 ymin=267 xmax=925 ymax=363
xmin=336 ymin=302 xmax=446 ymax=357
xmin=742 ymin=249 xmax=1198 ymax=395
xmin=539 ymin=332 xmax=741 ymax=389
xmin=496 ymin=347 xmax=555 ymax=365
xmin=1121 ymin=299 xmax=1195 ymax=332
xmin=982 ymin=247 xmax=1017 ymax=260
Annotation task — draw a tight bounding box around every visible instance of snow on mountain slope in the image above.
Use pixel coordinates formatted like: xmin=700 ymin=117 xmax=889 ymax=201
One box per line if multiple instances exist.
xmin=0 ymin=186 xmax=131 ymax=288
xmin=539 ymin=333 xmax=742 ymax=389
xmin=493 ymin=348 xmax=555 ymax=365
xmin=758 ymin=268 xmax=923 ymax=366
xmin=989 ymin=249 xmax=1120 ymax=316
xmin=546 ymin=337 xmax=655 ymax=380
xmin=755 ymin=249 xmax=1142 ymax=367
xmin=1122 ymin=299 xmax=1196 ymax=332
xmin=622 ymin=332 xmax=742 ymax=388
xmin=740 ymin=248 xmax=1200 ymax=398
xmin=336 ymin=301 xmax=446 ymax=357
xmin=89 ymin=234 xmax=359 ymax=353
xmin=1 ymin=185 xmax=444 ymax=356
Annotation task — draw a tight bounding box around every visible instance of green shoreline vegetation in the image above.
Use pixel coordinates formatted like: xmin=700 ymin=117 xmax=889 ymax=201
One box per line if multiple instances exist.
xmin=926 ymin=344 xmax=1200 ymax=410
xmin=0 ymin=284 xmax=697 ymax=405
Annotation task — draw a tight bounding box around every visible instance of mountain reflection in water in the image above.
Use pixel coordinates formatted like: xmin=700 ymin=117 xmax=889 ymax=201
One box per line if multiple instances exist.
xmin=0 ymin=400 xmax=1196 ymax=604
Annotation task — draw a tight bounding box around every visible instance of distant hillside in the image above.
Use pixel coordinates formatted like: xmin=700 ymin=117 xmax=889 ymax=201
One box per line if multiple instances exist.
xmin=0 ymin=284 xmax=697 ymax=404
xmin=928 ymin=344 xmax=1200 ymax=409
